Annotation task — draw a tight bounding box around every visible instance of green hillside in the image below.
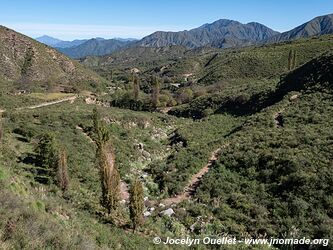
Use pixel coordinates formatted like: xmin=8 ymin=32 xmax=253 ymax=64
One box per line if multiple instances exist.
xmin=193 ymin=52 xmax=333 ymax=242
xmin=169 ymin=35 xmax=333 ymax=118
xmin=1 ymin=27 xmax=333 ymax=249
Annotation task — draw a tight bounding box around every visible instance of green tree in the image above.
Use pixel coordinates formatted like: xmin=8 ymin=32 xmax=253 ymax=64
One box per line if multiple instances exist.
xmin=35 ymin=133 xmax=58 ymax=183
xmin=129 ymin=178 xmax=144 ymax=231
xmin=110 ymin=69 xmax=113 ymax=82
xmin=151 ymin=76 xmax=160 ymax=109
xmin=57 ymin=149 xmax=70 ymax=191
xmin=97 ymin=142 xmax=120 ymax=214
xmin=93 ymin=108 xmax=120 ymax=214
xmin=133 ymin=74 xmax=140 ymax=101
xmin=288 ymin=49 xmax=297 ymax=70
xmin=92 ymin=107 xmax=110 ymax=145
xmin=0 ymin=114 xmax=3 ymax=144
xmin=177 ymin=88 xmax=194 ymax=104
xmin=292 ymin=50 xmax=297 ymax=69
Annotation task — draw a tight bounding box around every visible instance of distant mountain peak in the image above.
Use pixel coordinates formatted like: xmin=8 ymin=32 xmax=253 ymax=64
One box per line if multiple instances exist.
xmin=138 ymin=18 xmax=279 ymax=49
xmin=38 ymin=14 xmax=333 ymax=59
xmin=266 ymin=13 xmax=333 ymax=43
xmin=36 ymin=35 xmax=63 ymax=46
xmin=57 ymin=38 xmax=135 ymax=59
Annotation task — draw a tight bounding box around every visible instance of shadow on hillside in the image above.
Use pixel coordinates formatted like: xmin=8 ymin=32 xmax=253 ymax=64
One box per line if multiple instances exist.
xmin=215 ymin=52 xmax=333 ymax=116
xmin=19 ymin=153 xmax=50 ymax=184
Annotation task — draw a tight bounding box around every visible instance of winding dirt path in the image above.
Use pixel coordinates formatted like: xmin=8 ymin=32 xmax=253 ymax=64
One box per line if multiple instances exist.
xmin=162 ymin=145 xmax=227 ymax=206
xmin=159 ymin=107 xmax=172 ymax=114
xmin=0 ymin=96 xmax=77 ymax=114
xmin=2 ymin=95 xmax=230 ymax=206
xmin=76 ymin=124 xmax=229 ymax=205
xmin=18 ymin=96 xmax=77 ymax=110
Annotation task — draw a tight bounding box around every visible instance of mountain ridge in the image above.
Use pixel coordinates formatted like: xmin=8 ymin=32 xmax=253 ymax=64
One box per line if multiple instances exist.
xmin=37 ymin=13 xmax=333 ymax=59
xmin=0 ymin=26 xmax=105 ymax=91
xmin=57 ymin=38 xmax=135 ymax=59
xmin=265 ymin=13 xmax=333 ymax=43
xmin=137 ymin=19 xmax=279 ymax=48
xmin=36 ymin=35 xmax=63 ymax=46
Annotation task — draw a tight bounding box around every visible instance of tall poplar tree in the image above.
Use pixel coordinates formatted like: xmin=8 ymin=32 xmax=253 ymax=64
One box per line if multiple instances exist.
xmin=57 ymin=149 xmax=70 ymax=191
xmin=151 ymin=76 xmax=160 ymax=109
xmin=129 ymin=178 xmax=144 ymax=231
xmin=133 ymin=74 xmax=140 ymax=101
xmin=93 ymin=108 xmax=120 ymax=214
xmin=0 ymin=115 xmax=3 ymax=144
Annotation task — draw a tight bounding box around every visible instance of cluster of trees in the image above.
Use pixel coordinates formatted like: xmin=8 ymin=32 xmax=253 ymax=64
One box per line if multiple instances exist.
xmin=110 ymin=74 xmax=204 ymax=111
xmin=34 ymin=133 xmax=70 ymax=191
xmin=110 ymin=75 xmax=161 ymax=111
xmin=93 ymin=107 xmax=144 ymax=229
xmin=32 ymin=108 xmax=145 ymax=230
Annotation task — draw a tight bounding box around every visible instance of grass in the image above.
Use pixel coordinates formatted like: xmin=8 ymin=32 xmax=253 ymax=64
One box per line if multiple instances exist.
xmin=0 ymin=98 xmax=181 ymax=248
xmin=0 ymin=148 xmax=166 ymax=249
xmin=181 ymin=53 xmax=333 ymax=247
xmin=148 ymin=113 xmax=244 ymax=195
xmin=1 ymin=34 xmax=333 ymax=249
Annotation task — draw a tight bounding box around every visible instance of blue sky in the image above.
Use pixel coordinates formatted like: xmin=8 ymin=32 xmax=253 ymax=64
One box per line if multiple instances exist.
xmin=1 ymin=0 xmax=332 ymax=40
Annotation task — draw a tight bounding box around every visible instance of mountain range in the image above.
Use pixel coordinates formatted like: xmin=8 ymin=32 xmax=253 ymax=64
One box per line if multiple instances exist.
xmin=36 ymin=35 xmax=137 ymax=48
xmin=137 ymin=20 xmax=279 ymax=48
xmin=23 ymin=13 xmax=333 ymax=60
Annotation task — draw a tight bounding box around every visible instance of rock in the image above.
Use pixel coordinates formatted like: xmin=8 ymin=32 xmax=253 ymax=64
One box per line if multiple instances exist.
xmin=85 ymin=97 xmax=96 ymax=104
xmin=160 ymin=208 xmax=175 ymax=217
xmin=131 ymin=67 xmax=140 ymax=73
xmin=159 ymin=203 xmax=165 ymax=208
xmin=137 ymin=143 xmax=144 ymax=151
xmin=142 ymin=150 xmax=151 ymax=159
xmin=145 ymin=200 xmax=153 ymax=207
xmin=148 ymin=207 xmax=155 ymax=212
xmin=190 ymin=222 xmax=197 ymax=232
xmin=290 ymin=94 xmax=298 ymax=101
xmin=128 ymin=122 xmax=137 ymax=128
xmin=141 ymin=173 xmax=148 ymax=179
xmin=144 ymin=197 xmax=148 ymax=201
xmin=144 ymin=211 xmax=151 ymax=217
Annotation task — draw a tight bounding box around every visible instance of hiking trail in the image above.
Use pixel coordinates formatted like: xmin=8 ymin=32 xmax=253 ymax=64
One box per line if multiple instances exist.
xmin=0 ymin=96 xmax=77 ymax=114
xmin=162 ymin=144 xmax=228 ymax=206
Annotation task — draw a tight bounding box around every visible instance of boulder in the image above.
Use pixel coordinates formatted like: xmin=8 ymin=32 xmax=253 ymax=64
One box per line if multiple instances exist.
xmin=290 ymin=94 xmax=298 ymax=101
xmin=160 ymin=208 xmax=175 ymax=217
xmin=144 ymin=211 xmax=151 ymax=217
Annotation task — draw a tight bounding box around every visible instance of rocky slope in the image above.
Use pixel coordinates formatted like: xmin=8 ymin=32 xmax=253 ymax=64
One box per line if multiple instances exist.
xmin=137 ymin=19 xmax=279 ymax=48
xmin=266 ymin=14 xmax=333 ymax=43
xmin=0 ymin=26 xmax=104 ymax=90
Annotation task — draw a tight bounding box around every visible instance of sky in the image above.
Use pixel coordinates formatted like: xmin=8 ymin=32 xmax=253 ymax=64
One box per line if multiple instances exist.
xmin=1 ymin=0 xmax=332 ymax=40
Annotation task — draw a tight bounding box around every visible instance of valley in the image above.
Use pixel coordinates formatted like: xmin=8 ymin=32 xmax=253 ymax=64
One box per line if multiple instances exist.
xmin=0 ymin=10 xmax=333 ymax=250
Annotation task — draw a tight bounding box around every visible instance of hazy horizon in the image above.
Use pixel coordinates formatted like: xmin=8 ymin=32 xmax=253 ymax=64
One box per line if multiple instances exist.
xmin=1 ymin=0 xmax=333 ymax=40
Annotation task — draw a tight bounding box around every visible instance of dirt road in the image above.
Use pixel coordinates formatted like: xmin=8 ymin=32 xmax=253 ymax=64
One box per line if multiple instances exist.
xmin=162 ymin=146 xmax=225 ymax=206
